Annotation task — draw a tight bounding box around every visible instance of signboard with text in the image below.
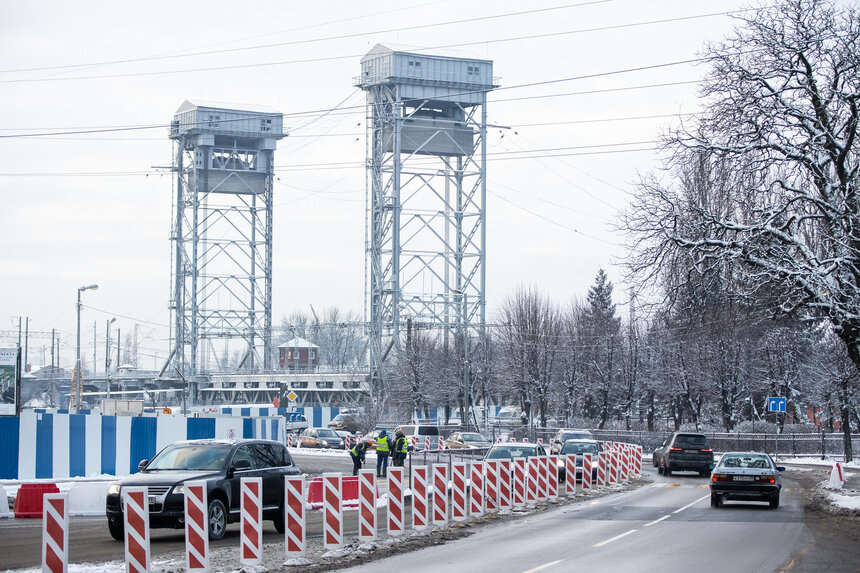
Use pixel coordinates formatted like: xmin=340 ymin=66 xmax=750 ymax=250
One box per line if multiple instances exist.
xmin=0 ymin=347 xmax=20 ymax=416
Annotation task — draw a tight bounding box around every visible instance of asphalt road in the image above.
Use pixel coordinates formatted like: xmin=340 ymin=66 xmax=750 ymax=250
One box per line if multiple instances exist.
xmin=340 ymin=468 xmax=811 ymax=573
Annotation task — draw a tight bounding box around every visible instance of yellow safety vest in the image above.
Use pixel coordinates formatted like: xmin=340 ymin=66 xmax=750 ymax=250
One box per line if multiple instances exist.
xmin=377 ymin=436 xmax=390 ymax=453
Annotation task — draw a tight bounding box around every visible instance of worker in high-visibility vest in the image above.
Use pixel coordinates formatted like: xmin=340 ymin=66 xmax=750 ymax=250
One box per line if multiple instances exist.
xmin=392 ymin=429 xmax=409 ymax=467
xmin=376 ymin=429 xmax=394 ymax=477
xmin=350 ymin=441 xmax=371 ymax=476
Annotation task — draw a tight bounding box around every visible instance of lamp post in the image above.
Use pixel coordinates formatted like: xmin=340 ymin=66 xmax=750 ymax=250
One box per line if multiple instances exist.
xmin=75 ymin=284 xmax=98 ymax=412
xmin=453 ymin=290 xmax=470 ymax=432
xmin=105 ymin=317 xmax=115 ymax=399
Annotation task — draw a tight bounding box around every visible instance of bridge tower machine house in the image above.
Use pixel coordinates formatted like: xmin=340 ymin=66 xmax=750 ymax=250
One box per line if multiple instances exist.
xmin=165 ymin=101 xmax=285 ymax=378
xmin=356 ymin=45 xmax=497 ymax=390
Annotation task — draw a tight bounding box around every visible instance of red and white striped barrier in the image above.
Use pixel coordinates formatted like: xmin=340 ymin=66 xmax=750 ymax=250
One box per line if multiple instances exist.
xmin=564 ymin=454 xmax=577 ymax=496
xmin=425 ymin=436 xmax=432 ymax=452
xmin=183 ymin=481 xmax=209 ymax=571
xmin=537 ymin=456 xmax=548 ymax=503
xmin=388 ymin=467 xmax=405 ymax=536
xmin=439 ymin=436 xmax=445 ymax=451
xmin=485 ymin=460 xmax=499 ymax=512
xmin=452 ymin=462 xmax=467 ymax=522
xmin=241 ymin=477 xmax=263 ymax=566
xmin=537 ymin=438 xmax=543 ymax=445
xmin=548 ymin=455 xmax=559 ymax=500
xmin=526 ymin=457 xmax=539 ymax=507
xmin=323 ymin=473 xmax=343 ymax=548
xmin=497 ymin=437 xmax=502 ymax=443
xmin=523 ymin=438 xmax=529 ymax=443
xmin=608 ymin=451 xmax=619 ymax=485
xmin=513 ymin=458 xmax=527 ymax=508
xmin=634 ymin=446 xmax=642 ymax=478
xmin=123 ymin=487 xmax=151 ymax=573
xmin=509 ymin=437 xmax=516 ymax=443
xmin=582 ymin=453 xmax=593 ymax=492
xmin=470 ymin=461 xmax=485 ymax=517
xmin=433 ymin=465 xmax=448 ymax=525
xmin=412 ymin=465 xmax=429 ymax=530
xmin=498 ymin=460 xmax=512 ymax=511
xmin=41 ymin=492 xmax=69 ymax=573
xmin=621 ymin=447 xmax=630 ymax=483
xmin=596 ymin=452 xmax=606 ymax=488
xmin=285 ymin=477 xmax=305 ymax=556
xmin=358 ymin=470 xmax=377 ymax=541
xmin=288 ymin=434 xmax=296 ymax=447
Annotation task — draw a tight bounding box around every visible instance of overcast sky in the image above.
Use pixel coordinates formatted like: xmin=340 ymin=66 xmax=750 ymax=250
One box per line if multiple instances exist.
xmin=0 ymin=0 xmax=752 ymax=370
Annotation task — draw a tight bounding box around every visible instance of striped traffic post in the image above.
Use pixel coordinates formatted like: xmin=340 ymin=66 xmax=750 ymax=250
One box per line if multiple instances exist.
xmin=596 ymin=452 xmax=606 ymax=488
xmin=387 ymin=467 xmax=405 ymax=536
xmin=547 ymin=455 xmax=559 ymax=500
xmin=439 ymin=436 xmax=445 ymax=451
xmin=526 ymin=457 xmax=539 ymax=507
xmin=498 ymin=460 xmax=512 ymax=511
xmin=470 ymin=461 xmax=485 ymax=517
xmin=240 ymin=477 xmax=263 ymax=567
xmin=564 ymin=454 xmax=577 ymax=496
xmin=323 ymin=473 xmax=343 ymax=548
xmin=433 ymin=465 xmax=448 ymax=526
xmin=452 ymin=462 xmax=468 ymax=522
xmin=509 ymin=437 xmax=516 ymax=443
xmin=513 ymin=458 xmax=527 ymax=508
xmin=620 ymin=446 xmax=629 ymax=483
xmin=412 ymin=466 xmax=429 ymax=530
xmin=358 ymin=470 xmax=377 ymax=541
xmin=537 ymin=456 xmax=548 ymax=503
xmin=609 ymin=451 xmax=619 ymax=485
xmin=122 ymin=486 xmax=150 ymax=573
xmin=285 ymin=477 xmax=305 ymax=556
xmin=485 ymin=460 xmax=499 ymax=512
xmin=41 ymin=492 xmax=69 ymax=573
xmin=582 ymin=453 xmax=593 ymax=492
xmin=425 ymin=436 xmax=432 ymax=452
xmin=634 ymin=446 xmax=642 ymax=478
xmin=183 ymin=481 xmax=209 ymax=571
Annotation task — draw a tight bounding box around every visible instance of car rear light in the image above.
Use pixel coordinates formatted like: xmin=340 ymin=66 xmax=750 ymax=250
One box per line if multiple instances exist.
xmin=760 ymin=475 xmax=775 ymax=484
xmin=712 ymin=474 xmax=728 ymax=482
xmin=700 ymin=448 xmax=713 ymax=452
xmin=669 ymin=447 xmax=683 ymax=451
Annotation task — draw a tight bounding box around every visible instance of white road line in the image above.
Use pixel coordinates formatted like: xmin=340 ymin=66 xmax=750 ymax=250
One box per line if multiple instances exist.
xmin=592 ymin=529 xmax=637 ymax=548
xmin=522 ymin=559 xmax=565 ymax=573
xmin=672 ymin=494 xmax=709 ymax=514
xmin=643 ymin=514 xmax=671 ymax=527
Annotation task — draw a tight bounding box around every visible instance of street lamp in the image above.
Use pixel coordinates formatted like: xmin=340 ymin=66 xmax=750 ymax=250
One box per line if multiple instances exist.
xmin=105 ymin=317 xmax=115 ymax=399
xmin=75 ymin=284 xmax=98 ymax=412
xmin=453 ymin=289 xmax=470 ymax=432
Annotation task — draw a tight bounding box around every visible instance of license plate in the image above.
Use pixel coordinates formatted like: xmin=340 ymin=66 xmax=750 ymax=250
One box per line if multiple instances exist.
xmin=685 ymin=450 xmax=698 ymax=454
xmin=733 ymin=476 xmax=755 ymax=481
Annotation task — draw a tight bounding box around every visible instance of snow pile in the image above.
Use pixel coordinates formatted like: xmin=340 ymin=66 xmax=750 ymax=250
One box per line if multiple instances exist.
xmin=0 ymin=485 xmax=12 ymax=518
xmin=827 ymin=491 xmax=860 ymax=510
xmin=826 ymin=462 xmax=846 ymax=489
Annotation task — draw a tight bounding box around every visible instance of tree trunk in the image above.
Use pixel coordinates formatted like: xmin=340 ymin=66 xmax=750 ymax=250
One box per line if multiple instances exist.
xmin=835 ymin=321 xmax=860 ymax=462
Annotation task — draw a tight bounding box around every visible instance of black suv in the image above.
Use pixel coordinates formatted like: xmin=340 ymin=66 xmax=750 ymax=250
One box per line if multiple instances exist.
xmin=105 ymin=439 xmax=300 ymax=541
xmin=653 ymin=432 xmax=714 ymax=476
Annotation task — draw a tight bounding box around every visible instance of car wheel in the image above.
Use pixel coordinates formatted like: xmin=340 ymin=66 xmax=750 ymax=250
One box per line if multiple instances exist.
xmin=208 ymin=498 xmax=227 ymax=541
xmin=664 ymin=466 xmax=672 ymax=476
xmin=657 ymin=465 xmax=664 ymax=475
xmin=710 ymin=493 xmax=722 ymax=508
xmin=108 ymin=517 xmax=124 ymax=541
xmin=769 ymin=496 xmax=780 ymax=509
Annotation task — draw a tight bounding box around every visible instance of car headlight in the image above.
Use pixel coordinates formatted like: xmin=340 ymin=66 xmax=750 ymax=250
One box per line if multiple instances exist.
xmin=322 ymin=440 xmax=329 ymax=446
xmin=174 ymin=484 xmax=185 ymax=495
xmin=557 ymin=460 xmax=565 ymax=467
xmin=108 ymin=483 xmax=122 ymax=496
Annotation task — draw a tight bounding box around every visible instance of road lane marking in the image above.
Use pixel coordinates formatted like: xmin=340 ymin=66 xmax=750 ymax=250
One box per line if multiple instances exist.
xmin=666 ymin=484 xmax=681 ymax=488
xmin=593 ymin=529 xmax=637 ymax=547
xmin=643 ymin=515 xmax=671 ymax=527
xmin=672 ymin=494 xmax=709 ymax=514
xmin=522 ymin=559 xmax=565 ymax=573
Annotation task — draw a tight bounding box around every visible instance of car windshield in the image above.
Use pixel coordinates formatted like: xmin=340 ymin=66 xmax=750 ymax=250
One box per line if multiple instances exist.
xmin=462 ymin=433 xmax=488 ymax=442
xmin=146 ymin=444 xmax=232 ymax=470
xmin=316 ymin=429 xmax=339 ymax=438
xmin=417 ymin=427 xmax=439 ymax=436
xmin=720 ymin=454 xmax=773 ymax=469
xmin=674 ymin=434 xmax=709 ymax=448
xmin=560 ymin=442 xmax=599 ymax=454
xmin=487 ymin=446 xmax=537 ymax=460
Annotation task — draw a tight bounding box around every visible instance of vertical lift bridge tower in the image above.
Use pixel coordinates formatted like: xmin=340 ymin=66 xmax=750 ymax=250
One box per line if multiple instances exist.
xmin=165 ymin=101 xmax=285 ymax=379
xmin=356 ymin=45 xmax=497 ymax=391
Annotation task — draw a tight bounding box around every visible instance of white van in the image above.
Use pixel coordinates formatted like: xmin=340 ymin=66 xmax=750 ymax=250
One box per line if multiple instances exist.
xmin=395 ymin=424 xmax=441 ymax=450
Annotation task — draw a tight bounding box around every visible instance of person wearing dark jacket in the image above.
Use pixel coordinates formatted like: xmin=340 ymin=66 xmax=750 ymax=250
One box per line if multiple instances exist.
xmin=350 ymin=441 xmax=371 ymax=476
xmin=392 ymin=429 xmax=409 ymax=467
xmin=376 ymin=429 xmax=394 ymax=477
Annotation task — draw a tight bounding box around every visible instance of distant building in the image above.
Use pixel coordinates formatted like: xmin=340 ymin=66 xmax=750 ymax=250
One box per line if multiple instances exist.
xmin=278 ymin=337 xmax=319 ymax=371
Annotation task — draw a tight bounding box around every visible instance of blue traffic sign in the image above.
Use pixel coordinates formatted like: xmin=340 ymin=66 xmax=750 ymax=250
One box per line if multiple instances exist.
xmin=767 ymin=397 xmax=787 ymax=413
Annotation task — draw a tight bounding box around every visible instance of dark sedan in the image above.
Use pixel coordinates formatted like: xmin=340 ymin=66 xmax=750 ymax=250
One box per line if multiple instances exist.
xmin=710 ymin=452 xmax=784 ymax=508
xmin=556 ymin=439 xmax=602 ymax=481
xmin=105 ymin=439 xmax=300 ymax=541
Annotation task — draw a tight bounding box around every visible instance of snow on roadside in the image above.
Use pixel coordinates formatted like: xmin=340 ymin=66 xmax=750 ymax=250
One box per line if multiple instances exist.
xmin=828 ymin=491 xmax=860 ymax=510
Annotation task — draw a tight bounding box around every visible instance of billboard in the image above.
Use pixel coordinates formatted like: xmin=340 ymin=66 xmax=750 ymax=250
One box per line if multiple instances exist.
xmin=0 ymin=347 xmax=20 ymax=416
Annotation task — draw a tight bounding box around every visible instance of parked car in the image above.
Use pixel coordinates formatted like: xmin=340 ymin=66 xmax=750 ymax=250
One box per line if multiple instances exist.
xmin=556 ymin=439 xmax=603 ymax=482
xmin=483 ymin=442 xmax=547 ymax=461
xmin=444 ymin=431 xmax=491 ymax=450
xmin=549 ymin=428 xmax=594 ymax=454
xmin=105 ymin=439 xmax=300 ymax=541
xmin=653 ymin=432 xmax=715 ymax=476
xmin=297 ymin=427 xmax=345 ymax=449
xmin=710 ymin=452 xmax=784 ymax=508
xmin=328 ymin=412 xmax=362 ymax=433
xmin=395 ymin=425 xmax=440 ymax=450
xmin=492 ymin=407 xmax=524 ymax=427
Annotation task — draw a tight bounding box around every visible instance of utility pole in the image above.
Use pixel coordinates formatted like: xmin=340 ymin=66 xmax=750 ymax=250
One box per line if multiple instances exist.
xmin=116 ymin=328 xmax=121 ymax=370
xmin=51 ymin=329 xmax=55 ymax=369
xmin=93 ymin=320 xmax=97 ymax=379
xmin=24 ymin=317 xmax=29 ymax=371
xmin=105 ymin=318 xmax=115 ymax=398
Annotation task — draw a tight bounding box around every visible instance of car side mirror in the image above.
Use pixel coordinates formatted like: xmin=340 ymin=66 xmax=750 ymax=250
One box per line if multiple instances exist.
xmin=232 ymin=459 xmax=251 ymax=473
xmin=137 ymin=459 xmax=149 ymax=471
xmin=776 ymin=466 xmax=786 ymax=472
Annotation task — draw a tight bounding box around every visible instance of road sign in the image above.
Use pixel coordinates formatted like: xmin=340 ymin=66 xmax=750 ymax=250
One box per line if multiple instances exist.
xmin=767 ymin=397 xmax=787 ymax=412
xmin=287 ymin=391 xmax=298 ymax=402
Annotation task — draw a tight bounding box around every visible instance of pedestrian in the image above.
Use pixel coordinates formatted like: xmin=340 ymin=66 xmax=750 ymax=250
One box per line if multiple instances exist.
xmin=350 ymin=440 xmax=371 ymax=476
xmin=392 ymin=429 xmax=408 ymax=467
xmin=376 ymin=429 xmax=393 ymax=477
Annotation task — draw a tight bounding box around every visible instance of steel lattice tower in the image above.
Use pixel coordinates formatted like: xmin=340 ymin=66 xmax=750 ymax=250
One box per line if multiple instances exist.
xmin=165 ymin=101 xmax=284 ymax=378
xmin=356 ymin=45 xmax=496 ymax=390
